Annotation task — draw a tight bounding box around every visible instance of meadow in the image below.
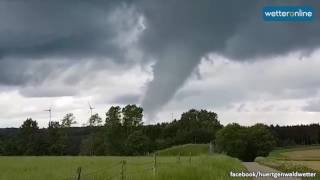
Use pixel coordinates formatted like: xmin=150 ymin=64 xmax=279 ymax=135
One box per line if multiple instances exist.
xmin=0 ymin=153 xmax=248 ymax=180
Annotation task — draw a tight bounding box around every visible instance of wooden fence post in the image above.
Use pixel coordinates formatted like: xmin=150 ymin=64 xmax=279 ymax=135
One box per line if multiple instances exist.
xmin=212 ymin=140 xmax=215 ymax=153
xmin=76 ymin=167 xmax=82 ymax=180
xmin=153 ymin=153 xmax=157 ymax=177
xmin=121 ymin=160 xmax=126 ymax=180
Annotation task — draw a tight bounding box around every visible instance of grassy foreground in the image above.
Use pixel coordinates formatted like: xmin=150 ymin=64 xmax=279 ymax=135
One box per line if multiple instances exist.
xmin=0 ymin=154 xmax=248 ymax=180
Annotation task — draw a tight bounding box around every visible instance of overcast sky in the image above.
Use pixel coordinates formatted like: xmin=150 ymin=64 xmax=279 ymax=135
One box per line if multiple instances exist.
xmin=0 ymin=0 xmax=320 ymax=128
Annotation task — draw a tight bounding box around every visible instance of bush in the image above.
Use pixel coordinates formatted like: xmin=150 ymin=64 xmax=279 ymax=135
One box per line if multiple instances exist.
xmin=125 ymin=131 xmax=152 ymax=155
xmin=216 ymin=123 xmax=276 ymax=161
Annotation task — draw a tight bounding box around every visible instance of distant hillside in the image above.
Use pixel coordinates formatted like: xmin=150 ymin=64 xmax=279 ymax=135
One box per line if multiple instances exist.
xmin=0 ymin=128 xmax=19 ymax=137
xmin=156 ymin=144 xmax=210 ymax=156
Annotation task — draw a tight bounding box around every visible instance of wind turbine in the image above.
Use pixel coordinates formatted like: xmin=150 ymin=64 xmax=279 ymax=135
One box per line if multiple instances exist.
xmin=88 ymin=102 xmax=95 ymax=117
xmin=44 ymin=106 xmax=52 ymax=123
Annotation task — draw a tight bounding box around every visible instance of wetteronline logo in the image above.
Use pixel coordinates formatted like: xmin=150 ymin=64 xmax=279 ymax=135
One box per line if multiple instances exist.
xmin=263 ymin=6 xmax=314 ymax=21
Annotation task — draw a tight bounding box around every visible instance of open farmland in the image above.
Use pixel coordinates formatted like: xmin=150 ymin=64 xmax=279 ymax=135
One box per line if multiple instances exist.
xmin=281 ymin=149 xmax=320 ymax=161
xmin=256 ymin=146 xmax=320 ymax=179
xmin=0 ymin=154 xmax=249 ymax=180
xmin=269 ymin=146 xmax=320 ymax=161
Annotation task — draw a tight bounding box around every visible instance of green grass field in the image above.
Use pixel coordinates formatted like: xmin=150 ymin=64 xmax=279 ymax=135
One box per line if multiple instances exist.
xmin=0 ymin=144 xmax=250 ymax=180
xmin=0 ymin=154 xmax=248 ymax=180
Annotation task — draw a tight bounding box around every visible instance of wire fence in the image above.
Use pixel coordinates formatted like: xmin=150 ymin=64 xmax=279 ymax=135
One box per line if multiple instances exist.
xmin=64 ymin=153 xmax=195 ymax=180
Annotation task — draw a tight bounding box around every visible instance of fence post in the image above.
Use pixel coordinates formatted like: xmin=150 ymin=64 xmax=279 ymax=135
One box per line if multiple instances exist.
xmin=121 ymin=160 xmax=126 ymax=180
xmin=189 ymin=152 xmax=192 ymax=164
xmin=213 ymin=140 xmax=215 ymax=153
xmin=153 ymin=153 xmax=157 ymax=177
xmin=76 ymin=167 xmax=82 ymax=180
xmin=177 ymin=152 xmax=181 ymax=163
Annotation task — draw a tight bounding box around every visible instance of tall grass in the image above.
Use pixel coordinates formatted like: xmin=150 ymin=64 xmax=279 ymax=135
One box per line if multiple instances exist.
xmin=156 ymin=144 xmax=209 ymax=156
xmin=0 ymin=155 xmax=248 ymax=180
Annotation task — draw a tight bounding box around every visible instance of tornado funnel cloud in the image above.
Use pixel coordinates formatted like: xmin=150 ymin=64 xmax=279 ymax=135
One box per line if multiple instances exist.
xmin=142 ymin=49 xmax=201 ymax=120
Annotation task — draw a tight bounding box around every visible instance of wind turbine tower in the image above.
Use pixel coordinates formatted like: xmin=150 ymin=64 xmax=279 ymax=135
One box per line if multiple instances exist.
xmin=44 ymin=106 xmax=52 ymax=123
xmin=88 ymin=102 xmax=95 ymax=117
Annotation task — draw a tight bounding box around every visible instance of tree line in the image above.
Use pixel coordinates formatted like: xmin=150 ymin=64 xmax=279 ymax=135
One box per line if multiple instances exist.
xmin=0 ymin=105 xmax=221 ymax=156
xmin=0 ymin=104 xmax=319 ymax=161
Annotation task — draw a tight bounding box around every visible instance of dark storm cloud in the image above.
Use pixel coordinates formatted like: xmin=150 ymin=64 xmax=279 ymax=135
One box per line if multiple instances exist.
xmin=1 ymin=0 xmax=320 ymax=119
xmin=0 ymin=0 xmax=122 ymax=58
xmin=0 ymin=0 xmax=142 ymax=96
xmin=0 ymin=59 xmax=49 ymax=86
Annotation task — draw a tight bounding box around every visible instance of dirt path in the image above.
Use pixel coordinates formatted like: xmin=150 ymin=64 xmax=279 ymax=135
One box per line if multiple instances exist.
xmin=242 ymin=162 xmax=301 ymax=180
